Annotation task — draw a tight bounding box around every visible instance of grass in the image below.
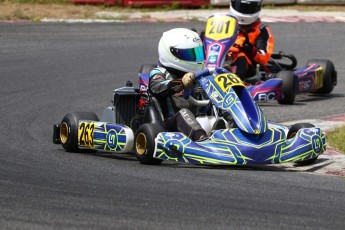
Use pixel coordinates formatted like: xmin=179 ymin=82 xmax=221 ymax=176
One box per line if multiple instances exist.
xmin=1 ymin=0 xmax=66 ymax=3
xmin=1 ymin=0 xmax=345 ymax=22
xmin=0 ymin=0 xmax=222 ymax=21
xmin=6 ymin=8 xmax=37 ymax=20
xmin=97 ymin=14 xmax=129 ymax=20
xmin=326 ymin=125 xmax=345 ymax=154
xmin=3 ymin=0 xmax=343 ymax=11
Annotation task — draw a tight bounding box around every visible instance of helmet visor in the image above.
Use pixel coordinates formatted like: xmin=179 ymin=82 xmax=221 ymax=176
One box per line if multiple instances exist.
xmin=170 ymin=46 xmax=205 ymax=62
xmin=231 ymin=0 xmax=262 ymax=14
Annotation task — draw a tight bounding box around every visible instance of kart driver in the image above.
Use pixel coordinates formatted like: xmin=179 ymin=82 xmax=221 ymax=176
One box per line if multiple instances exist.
xmin=149 ymin=28 xmax=207 ymax=141
xmin=227 ymin=0 xmax=275 ymax=81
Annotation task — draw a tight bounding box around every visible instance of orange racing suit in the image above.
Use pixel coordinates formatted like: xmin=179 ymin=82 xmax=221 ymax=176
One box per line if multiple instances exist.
xmin=228 ymin=19 xmax=274 ymax=80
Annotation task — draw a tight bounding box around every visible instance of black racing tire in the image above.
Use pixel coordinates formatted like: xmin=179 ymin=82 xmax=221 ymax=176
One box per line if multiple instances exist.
xmin=139 ymin=64 xmax=156 ymax=74
xmin=277 ymin=70 xmax=296 ymax=105
xmin=60 ymin=112 xmax=99 ymax=153
xmin=134 ymin=123 xmax=164 ymax=165
xmin=307 ymin=59 xmax=336 ymax=94
xmin=287 ymin=123 xmax=318 ymax=166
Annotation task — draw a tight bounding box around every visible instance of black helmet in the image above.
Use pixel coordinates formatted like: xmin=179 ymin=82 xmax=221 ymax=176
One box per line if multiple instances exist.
xmin=230 ymin=0 xmax=263 ymax=25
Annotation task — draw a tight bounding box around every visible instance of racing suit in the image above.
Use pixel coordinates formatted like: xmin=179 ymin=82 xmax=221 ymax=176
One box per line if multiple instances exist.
xmin=228 ymin=18 xmax=274 ymax=80
xmin=149 ymin=65 xmax=206 ymax=141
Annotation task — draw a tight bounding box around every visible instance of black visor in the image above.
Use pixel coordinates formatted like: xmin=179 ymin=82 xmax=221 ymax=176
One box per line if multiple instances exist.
xmin=231 ymin=0 xmax=262 ymax=14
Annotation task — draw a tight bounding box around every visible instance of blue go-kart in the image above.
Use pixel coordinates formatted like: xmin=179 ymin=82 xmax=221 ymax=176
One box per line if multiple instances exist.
xmin=53 ymin=13 xmax=326 ymax=166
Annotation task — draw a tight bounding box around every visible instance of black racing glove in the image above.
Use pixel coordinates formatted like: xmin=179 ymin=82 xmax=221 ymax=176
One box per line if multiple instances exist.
xmin=242 ymin=42 xmax=257 ymax=58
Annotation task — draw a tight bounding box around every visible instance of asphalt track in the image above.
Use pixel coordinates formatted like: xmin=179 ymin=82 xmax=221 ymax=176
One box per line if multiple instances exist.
xmin=0 ymin=21 xmax=345 ymax=229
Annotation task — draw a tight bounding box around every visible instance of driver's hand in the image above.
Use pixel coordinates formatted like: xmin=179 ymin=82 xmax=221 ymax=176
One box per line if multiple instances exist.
xmin=242 ymin=41 xmax=257 ymax=58
xmin=182 ymin=72 xmax=195 ymax=89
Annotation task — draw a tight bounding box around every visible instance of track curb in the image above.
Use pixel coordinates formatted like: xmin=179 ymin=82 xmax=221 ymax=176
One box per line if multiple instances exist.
xmin=94 ymin=9 xmax=345 ymax=23
xmin=280 ymin=114 xmax=345 ymax=177
xmin=2 ymin=9 xmax=344 ymax=23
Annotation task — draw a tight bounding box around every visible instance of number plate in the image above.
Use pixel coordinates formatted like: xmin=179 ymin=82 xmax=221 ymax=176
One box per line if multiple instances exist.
xmin=78 ymin=121 xmax=95 ymax=148
xmin=214 ymin=73 xmax=244 ymax=92
xmin=206 ymin=15 xmax=237 ymax=41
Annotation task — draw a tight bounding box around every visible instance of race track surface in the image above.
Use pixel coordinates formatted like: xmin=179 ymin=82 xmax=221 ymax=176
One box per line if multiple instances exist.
xmin=0 ymin=22 xmax=344 ymax=229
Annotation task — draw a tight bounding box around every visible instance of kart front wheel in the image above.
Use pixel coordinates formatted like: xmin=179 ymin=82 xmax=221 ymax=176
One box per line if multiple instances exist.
xmin=60 ymin=112 xmax=99 ymax=153
xmin=287 ymin=123 xmax=318 ymax=166
xmin=134 ymin=123 xmax=164 ymax=165
xmin=307 ymin=59 xmax=336 ymax=94
xmin=277 ymin=70 xmax=296 ymax=105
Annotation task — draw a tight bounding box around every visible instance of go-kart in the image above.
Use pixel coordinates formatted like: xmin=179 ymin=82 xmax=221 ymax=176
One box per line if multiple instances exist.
xmin=216 ymin=15 xmax=337 ymax=105
xmin=52 ymin=13 xmax=326 ymax=166
xmin=253 ymin=51 xmax=337 ymax=104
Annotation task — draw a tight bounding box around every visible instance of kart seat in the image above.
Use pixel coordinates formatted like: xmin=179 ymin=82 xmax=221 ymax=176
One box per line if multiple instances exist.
xmin=151 ymin=96 xmax=165 ymax=122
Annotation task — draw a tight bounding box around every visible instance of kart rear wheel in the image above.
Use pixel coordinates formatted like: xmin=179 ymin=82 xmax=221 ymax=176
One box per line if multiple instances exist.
xmin=139 ymin=64 xmax=156 ymax=74
xmin=287 ymin=123 xmax=318 ymax=165
xmin=134 ymin=123 xmax=164 ymax=165
xmin=307 ymin=59 xmax=336 ymax=94
xmin=60 ymin=112 xmax=99 ymax=153
xmin=277 ymin=70 xmax=296 ymax=105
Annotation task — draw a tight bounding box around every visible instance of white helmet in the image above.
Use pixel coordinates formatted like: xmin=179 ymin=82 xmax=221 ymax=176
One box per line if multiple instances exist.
xmin=230 ymin=0 xmax=263 ymax=25
xmin=158 ymin=28 xmax=205 ymax=73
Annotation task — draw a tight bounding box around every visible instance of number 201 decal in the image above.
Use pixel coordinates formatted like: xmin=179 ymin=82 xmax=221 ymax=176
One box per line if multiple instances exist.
xmin=214 ymin=73 xmax=244 ymax=92
xmin=206 ymin=16 xmax=237 ymax=41
xmin=79 ymin=121 xmax=95 ymax=148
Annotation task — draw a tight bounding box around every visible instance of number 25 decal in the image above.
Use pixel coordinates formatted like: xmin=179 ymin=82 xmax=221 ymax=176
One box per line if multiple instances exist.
xmin=79 ymin=122 xmax=95 ymax=148
xmin=214 ymin=73 xmax=244 ymax=92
